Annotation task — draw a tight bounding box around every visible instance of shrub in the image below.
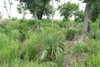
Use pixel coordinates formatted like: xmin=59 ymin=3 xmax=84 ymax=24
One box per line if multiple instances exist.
xmin=0 ymin=27 xmax=5 ymax=33
xmin=39 ymin=19 xmax=60 ymax=27
xmin=0 ymin=19 xmax=10 ymax=25
xmin=27 ymin=19 xmax=37 ymax=26
xmin=40 ymin=22 xmax=50 ymax=27
xmin=4 ymin=24 xmax=12 ymax=34
xmin=89 ymin=16 xmax=100 ymax=39
xmin=39 ymin=19 xmax=51 ymax=23
xmin=25 ymin=30 xmax=34 ymax=39
xmin=0 ymin=39 xmax=19 ymax=63
xmin=89 ymin=22 xmax=98 ymax=39
xmin=57 ymin=21 xmax=68 ymax=27
xmin=24 ymin=62 xmax=56 ymax=67
xmin=77 ymin=23 xmax=83 ymax=34
xmin=19 ymin=19 xmax=28 ymax=23
xmin=1 ymin=61 xmax=56 ymax=67
xmin=20 ymin=39 xmax=37 ymax=61
xmin=66 ymin=28 xmax=79 ymax=40
xmin=55 ymin=52 xmax=64 ymax=67
xmin=74 ymin=60 xmax=80 ymax=67
xmin=41 ymin=27 xmax=60 ymax=33
xmin=72 ymin=41 xmax=84 ymax=57
xmin=11 ymin=17 xmax=18 ymax=21
xmin=20 ymin=32 xmax=40 ymax=61
xmin=10 ymin=22 xmax=19 ymax=30
xmin=88 ymin=40 xmax=100 ymax=55
xmin=89 ymin=22 xmax=97 ymax=32
xmin=73 ymin=60 xmax=85 ymax=67
xmin=6 ymin=58 xmax=22 ymax=67
xmin=0 ymin=23 xmax=5 ymax=28
xmin=37 ymin=29 xmax=65 ymax=62
xmin=95 ymin=30 xmax=100 ymax=40
xmin=87 ymin=53 xmax=100 ymax=67
xmin=0 ymin=33 xmax=9 ymax=49
xmin=18 ymin=23 xmax=28 ymax=32
xmin=18 ymin=23 xmax=29 ymax=41
xmin=9 ymin=29 xmax=20 ymax=40
xmin=73 ymin=53 xmax=100 ymax=67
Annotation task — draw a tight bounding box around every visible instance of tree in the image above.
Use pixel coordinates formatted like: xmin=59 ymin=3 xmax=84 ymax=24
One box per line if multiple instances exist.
xmin=4 ymin=0 xmax=10 ymax=18
xmin=90 ymin=2 xmax=100 ymax=22
xmin=19 ymin=0 xmax=52 ymax=19
xmin=58 ymin=2 xmax=78 ymax=20
xmin=17 ymin=3 xmax=27 ymax=18
xmin=18 ymin=0 xmax=60 ymax=28
xmin=74 ymin=10 xmax=84 ymax=23
xmin=0 ymin=12 xmax=2 ymax=18
xmin=51 ymin=0 xmax=54 ymax=27
xmin=51 ymin=0 xmax=60 ymax=27
xmin=3 ymin=0 xmax=12 ymax=18
xmin=8 ymin=0 xmax=12 ymax=18
xmin=81 ymin=0 xmax=100 ymax=35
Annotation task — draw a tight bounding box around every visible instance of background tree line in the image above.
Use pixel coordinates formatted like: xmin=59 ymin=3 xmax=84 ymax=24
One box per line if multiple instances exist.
xmin=1 ymin=0 xmax=100 ymax=35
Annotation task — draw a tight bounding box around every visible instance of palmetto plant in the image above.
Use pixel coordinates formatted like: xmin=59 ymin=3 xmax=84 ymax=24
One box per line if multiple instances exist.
xmin=37 ymin=30 xmax=65 ymax=62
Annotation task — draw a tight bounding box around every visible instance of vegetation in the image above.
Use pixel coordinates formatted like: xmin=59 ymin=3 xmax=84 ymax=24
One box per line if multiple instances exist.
xmin=19 ymin=0 xmax=52 ymax=19
xmin=58 ymin=2 xmax=78 ymax=20
xmin=1 ymin=0 xmax=100 ymax=67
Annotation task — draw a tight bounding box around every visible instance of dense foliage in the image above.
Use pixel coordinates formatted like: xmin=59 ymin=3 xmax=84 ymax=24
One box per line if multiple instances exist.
xmin=0 ymin=17 xmax=100 ymax=66
xmin=58 ymin=2 xmax=78 ymax=19
xmin=0 ymin=19 xmax=67 ymax=67
xmin=19 ymin=0 xmax=52 ymax=19
xmin=1 ymin=0 xmax=100 ymax=67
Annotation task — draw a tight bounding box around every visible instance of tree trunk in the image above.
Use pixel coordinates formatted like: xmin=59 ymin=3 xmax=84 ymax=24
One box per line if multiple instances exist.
xmin=82 ymin=4 xmax=89 ymax=35
xmin=34 ymin=12 xmax=39 ymax=28
xmin=9 ymin=0 xmax=11 ymax=18
xmin=6 ymin=8 xmax=10 ymax=18
xmin=52 ymin=0 xmax=54 ymax=28
xmin=22 ymin=8 xmax=25 ymax=19
xmin=35 ymin=0 xmax=39 ymax=29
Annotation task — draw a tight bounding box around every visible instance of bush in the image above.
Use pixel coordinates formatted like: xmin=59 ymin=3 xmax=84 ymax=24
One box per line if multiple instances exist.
xmin=74 ymin=60 xmax=85 ymax=67
xmin=0 ymin=27 xmax=5 ymax=33
xmin=25 ymin=30 xmax=34 ymax=39
xmin=0 ymin=33 xmax=9 ymax=49
xmin=88 ymin=40 xmax=100 ymax=55
xmin=89 ymin=16 xmax=100 ymax=39
xmin=0 ymin=60 xmax=56 ymax=67
xmin=19 ymin=19 xmax=28 ymax=23
xmin=20 ymin=32 xmax=40 ymax=61
xmin=0 ymin=19 xmax=66 ymax=66
xmin=0 ymin=39 xmax=19 ymax=63
xmin=11 ymin=17 xmax=18 ymax=21
xmin=18 ymin=23 xmax=28 ymax=41
xmin=4 ymin=24 xmax=12 ymax=34
xmin=24 ymin=62 xmax=56 ymax=67
xmin=87 ymin=53 xmax=100 ymax=67
xmin=55 ymin=52 xmax=64 ymax=67
xmin=37 ymin=29 xmax=65 ymax=62
xmin=66 ymin=28 xmax=79 ymax=40
xmin=20 ymin=39 xmax=37 ymax=61
xmin=27 ymin=19 xmax=37 ymax=26
xmin=9 ymin=29 xmax=20 ymax=40
xmin=72 ymin=41 xmax=84 ymax=57
xmin=39 ymin=19 xmax=51 ymax=27
xmin=18 ymin=23 xmax=28 ymax=32
xmin=77 ymin=23 xmax=83 ymax=34
xmin=89 ymin=22 xmax=98 ymax=39
xmin=95 ymin=30 xmax=100 ymax=40
xmin=57 ymin=21 xmax=68 ymax=27
xmin=39 ymin=19 xmax=51 ymax=23
xmin=73 ymin=53 xmax=100 ymax=67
